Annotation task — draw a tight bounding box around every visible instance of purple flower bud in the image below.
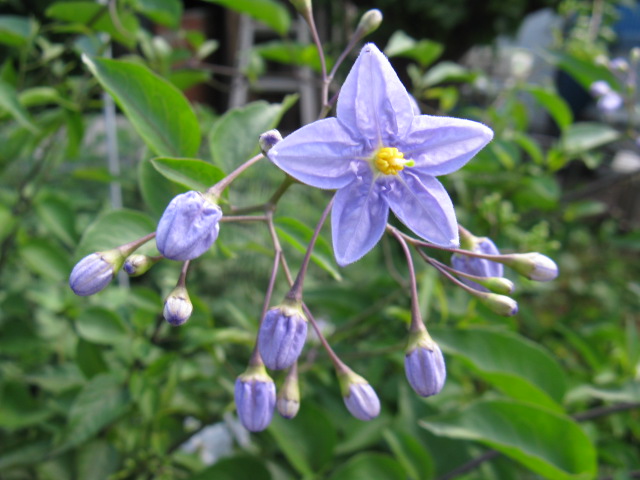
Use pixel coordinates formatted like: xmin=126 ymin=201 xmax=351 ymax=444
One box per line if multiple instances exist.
xmin=257 ymin=303 xmax=308 ymax=370
xmin=451 ymin=237 xmax=503 ymax=291
xmin=123 ymin=254 xmax=157 ymax=277
xmin=597 ymin=92 xmax=623 ymax=112
xmin=590 ymin=80 xmax=612 ymax=97
xmin=259 ymin=129 xmax=283 ymax=155
xmin=163 ymin=286 xmax=192 ymax=326
xmin=156 ymin=191 xmax=222 ymax=261
xmin=69 ymin=250 xmax=124 ymax=296
xmin=405 ymin=332 xmax=446 ymax=397
xmin=338 ymin=370 xmax=380 ymax=421
xmin=234 ymin=365 xmax=276 ymax=432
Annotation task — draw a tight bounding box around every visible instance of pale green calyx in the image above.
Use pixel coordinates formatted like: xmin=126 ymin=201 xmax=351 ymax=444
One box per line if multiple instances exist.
xmin=239 ymin=363 xmax=273 ymax=384
xmin=473 ymin=276 xmax=515 ymax=295
xmin=405 ymin=328 xmax=437 ymax=354
xmin=289 ymin=0 xmax=311 ymax=14
xmin=337 ymin=368 xmax=368 ymax=398
xmin=501 ymin=253 xmax=558 ymax=282
xmin=478 ymin=293 xmax=518 ymax=316
xmin=356 ymin=9 xmax=383 ymax=38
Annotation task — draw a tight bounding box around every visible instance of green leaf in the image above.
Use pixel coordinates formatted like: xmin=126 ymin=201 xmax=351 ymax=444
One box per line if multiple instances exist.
xmin=151 ymin=157 xmax=225 ymax=192
xmin=35 ymin=192 xmax=78 ymax=248
xmin=268 ymin=403 xmax=337 ymax=476
xmin=202 ymin=0 xmax=290 ymax=35
xmin=82 ymin=56 xmax=200 ymax=157
xmin=560 ymin=122 xmax=620 ymax=157
xmin=76 ymin=440 xmax=120 ymax=480
xmin=383 ymin=430 xmax=434 ymax=480
xmin=76 ymin=339 xmax=109 ymax=379
xmin=46 ymin=2 xmax=138 ymax=48
xmin=187 ymin=456 xmax=270 ymax=480
xmin=0 ymin=440 xmax=50 ymax=470
xmin=275 ymin=216 xmax=342 ymax=281
xmin=76 ymin=209 xmax=157 ymax=258
xmin=255 ymin=41 xmax=325 ymax=72
xmin=0 ymin=382 xmax=53 ymax=431
xmin=526 ymin=86 xmax=573 ymax=131
xmin=543 ymin=51 xmax=619 ymax=91
xmin=139 ymin=157 xmax=185 ymax=217
xmin=55 ymin=373 xmax=129 ymax=452
xmin=385 ymin=30 xmax=443 ymax=68
xmin=0 ymin=80 xmax=39 ymax=133
xmin=512 ymin=176 xmax=561 ymax=212
xmin=422 ymin=62 xmax=475 ymax=88
xmin=432 ymin=327 xmax=566 ymax=409
xmin=565 ymin=381 xmax=640 ymax=405
xmin=421 ymin=399 xmax=597 ymax=480
xmin=133 ymin=0 xmax=183 ymax=28
xmin=168 ymin=69 xmax=210 ymax=91
xmin=209 ymin=97 xmax=297 ymax=171
xmin=0 ymin=15 xmax=35 ymax=46
xmin=329 ymin=453 xmax=406 ymax=480
xmin=19 ymin=238 xmax=72 ymax=281
xmin=76 ymin=307 xmax=129 ymax=345
xmin=19 ymin=86 xmax=78 ymax=110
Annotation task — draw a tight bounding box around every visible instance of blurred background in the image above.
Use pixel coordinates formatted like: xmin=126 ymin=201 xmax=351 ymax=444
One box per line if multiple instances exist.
xmin=0 ymin=0 xmax=639 ymax=479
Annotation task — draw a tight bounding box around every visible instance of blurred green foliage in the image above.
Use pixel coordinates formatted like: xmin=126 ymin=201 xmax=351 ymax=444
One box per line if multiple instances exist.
xmin=0 ymin=0 xmax=639 ymax=479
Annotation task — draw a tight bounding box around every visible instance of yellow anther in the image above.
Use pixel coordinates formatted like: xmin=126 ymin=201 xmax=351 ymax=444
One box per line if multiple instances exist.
xmin=373 ymin=147 xmax=413 ymax=175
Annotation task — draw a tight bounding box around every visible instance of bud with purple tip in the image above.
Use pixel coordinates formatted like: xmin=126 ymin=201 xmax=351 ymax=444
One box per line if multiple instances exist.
xmin=69 ymin=249 xmax=125 ymax=296
xmin=404 ymin=329 xmax=446 ymax=397
xmin=156 ymin=191 xmax=222 ymax=261
xmin=234 ymin=364 xmax=276 ymax=432
xmin=501 ymin=252 xmax=558 ymax=282
xmin=123 ymin=254 xmax=158 ymax=277
xmin=257 ymin=301 xmax=308 ymax=370
xmin=338 ymin=370 xmax=380 ymax=421
xmin=259 ymin=129 xmax=283 ymax=155
xmin=478 ymin=292 xmax=519 ymax=316
xmin=163 ymin=286 xmax=193 ymax=326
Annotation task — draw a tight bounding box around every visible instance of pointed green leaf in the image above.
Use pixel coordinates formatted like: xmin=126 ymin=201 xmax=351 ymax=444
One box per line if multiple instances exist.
xmin=133 ymin=0 xmax=183 ymax=28
xmin=0 ymin=15 xmax=36 ymax=46
xmin=329 ymin=453 xmax=405 ymax=480
xmin=76 ymin=307 xmax=129 ymax=345
xmin=209 ymin=96 xmax=297 ymax=171
xmin=268 ymin=404 xmax=337 ymax=476
xmin=202 ymin=0 xmax=290 ymax=35
xmin=432 ymin=327 xmax=566 ymax=409
xmin=421 ymin=399 xmax=597 ymax=480
xmin=0 ymin=80 xmax=39 ymax=133
xmin=55 ymin=373 xmax=129 ymax=452
xmin=151 ymin=157 xmax=225 ymax=192
xmin=82 ymin=56 xmax=200 ymax=157
xmin=526 ymin=86 xmax=573 ymax=131
xmin=560 ymin=122 xmax=620 ymax=156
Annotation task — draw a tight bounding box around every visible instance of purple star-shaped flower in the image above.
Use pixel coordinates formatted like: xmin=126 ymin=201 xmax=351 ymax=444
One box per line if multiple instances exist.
xmin=268 ymin=43 xmax=493 ymax=265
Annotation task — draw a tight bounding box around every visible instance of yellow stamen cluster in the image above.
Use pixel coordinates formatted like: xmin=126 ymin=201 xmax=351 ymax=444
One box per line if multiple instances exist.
xmin=374 ymin=147 xmax=414 ymax=175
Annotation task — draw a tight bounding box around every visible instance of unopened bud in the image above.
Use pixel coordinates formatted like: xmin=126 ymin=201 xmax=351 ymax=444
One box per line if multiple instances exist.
xmin=609 ymin=57 xmax=629 ymax=72
xmin=156 ymin=191 xmax=222 ymax=261
xmin=277 ymin=365 xmax=300 ymax=419
xmin=501 ymin=253 xmax=558 ymax=282
xmin=355 ymin=9 xmax=382 ymax=38
xmin=405 ymin=330 xmax=446 ymax=397
xmin=69 ymin=249 xmax=125 ymax=296
xmin=474 ymin=276 xmax=515 ymax=295
xmin=235 ymin=364 xmax=276 ymax=432
xmin=478 ymin=293 xmax=518 ymax=316
xmin=257 ymin=301 xmax=308 ymax=370
xmin=163 ymin=286 xmax=192 ymax=326
xmin=259 ymin=129 xmax=283 ymax=156
xmin=123 ymin=254 xmax=158 ymax=277
xmin=338 ymin=369 xmax=380 ymax=421
xmin=289 ymin=0 xmax=311 ymax=15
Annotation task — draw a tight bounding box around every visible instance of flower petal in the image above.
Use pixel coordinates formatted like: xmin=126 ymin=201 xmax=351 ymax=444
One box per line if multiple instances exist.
xmin=267 ymin=118 xmax=360 ymax=190
xmin=387 ymin=170 xmax=459 ymax=247
xmin=337 ymin=43 xmax=415 ymax=147
xmin=331 ymin=172 xmax=389 ymax=266
xmin=402 ymin=115 xmax=493 ymax=176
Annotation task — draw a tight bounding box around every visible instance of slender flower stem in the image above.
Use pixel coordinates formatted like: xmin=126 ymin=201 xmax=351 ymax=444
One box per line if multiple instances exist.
xmin=300 ymin=8 xmax=328 ymax=108
xmin=428 ymin=255 xmax=503 ymax=284
xmin=176 ymin=260 xmax=190 ymax=288
xmin=287 ymin=196 xmax=335 ymax=302
xmin=260 ymin=250 xmax=281 ymax=322
xmin=207 ymin=153 xmax=264 ymax=199
xmin=388 ymin=226 xmax=425 ymax=333
xmin=397 ymin=229 xmax=510 ymax=262
xmin=119 ymin=232 xmax=156 ymax=254
xmin=219 ymin=215 xmax=268 ymax=223
xmin=265 ymin=214 xmax=345 ymax=371
xmin=229 ymin=176 xmax=294 ymax=215
xmin=416 ymin=249 xmax=486 ymax=297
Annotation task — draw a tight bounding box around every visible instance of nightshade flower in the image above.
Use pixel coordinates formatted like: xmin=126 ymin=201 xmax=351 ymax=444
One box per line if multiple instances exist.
xmin=404 ymin=330 xmax=446 ymax=397
xmin=69 ymin=250 xmax=125 ymax=296
xmin=268 ymin=43 xmax=493 ymax=265
xmin=156 ymin=191 xmax=222 ymax=261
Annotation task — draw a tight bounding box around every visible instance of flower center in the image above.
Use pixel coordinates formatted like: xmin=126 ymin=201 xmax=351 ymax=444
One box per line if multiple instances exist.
xmin=373 ymin=147 xmax=414 ymax=175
